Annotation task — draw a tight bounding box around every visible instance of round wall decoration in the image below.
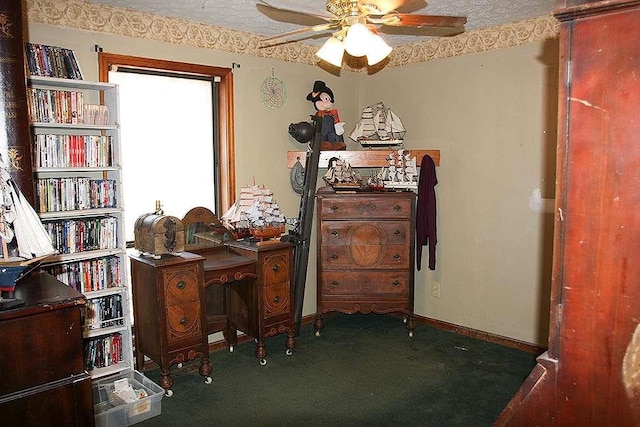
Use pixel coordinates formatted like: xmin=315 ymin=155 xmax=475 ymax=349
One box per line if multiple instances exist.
xmin=260 ymin=73 xmax=286 ymax=109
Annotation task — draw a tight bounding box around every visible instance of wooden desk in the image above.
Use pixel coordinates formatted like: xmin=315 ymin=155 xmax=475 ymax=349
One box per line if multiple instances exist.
xmin=0 ymin=271 xmax=94 ymax=426
xmin=132 ymin=241 xmax=295 ymax=377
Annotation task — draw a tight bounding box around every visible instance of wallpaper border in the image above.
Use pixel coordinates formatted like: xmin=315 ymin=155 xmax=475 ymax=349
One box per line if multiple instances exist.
xmin=27 ymin=0 xmax=559 ymax=68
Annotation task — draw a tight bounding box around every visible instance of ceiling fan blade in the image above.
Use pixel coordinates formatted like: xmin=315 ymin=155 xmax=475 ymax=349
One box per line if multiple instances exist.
xmin=257 ymin=1 xmax=334 ymax=26
xmin=359 ymin=0 xmax=424 ymax=14
xmin=378 ymin=25 xmax=465 ymax=38
xmin=260 ymin=23 xmax=337 ymax=45
xmin=377 ymin=13 xmax=467 ymax=28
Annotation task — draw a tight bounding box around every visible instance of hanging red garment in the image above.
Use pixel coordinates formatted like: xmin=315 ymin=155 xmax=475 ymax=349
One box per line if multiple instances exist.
xmin=416 ymin=154 xmax=437 ymax=271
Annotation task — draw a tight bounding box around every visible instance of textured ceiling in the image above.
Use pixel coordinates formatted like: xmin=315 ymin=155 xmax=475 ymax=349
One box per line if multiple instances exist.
xmin=85 ymin=0 xmax=556 ymax=47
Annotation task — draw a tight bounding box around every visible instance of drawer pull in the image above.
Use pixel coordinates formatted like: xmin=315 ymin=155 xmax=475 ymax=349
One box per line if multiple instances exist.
xmin=394 ymin=229 xmax=401 ymax=235
xmin=274 ymin=296 xmax=280 ymax=303
xmin=330 ymin=205 xmax=339 ymax=211
xmin=180 ymin=317 xmax=188 ymax=325
xmin=272 ymin=264 xmax=280 ymax=272
xmin=331 ymin=254 xmax=339 ymax=260
xmin=176 ymin=281 xmax=186 ymax=290
xmin=331 ymin=230 xmax=339 ymax=236
xmin=393 ymin=254 xmax=401 ymax=260
xmin=392 ymin=280 xmax=400 ymax=287
xmin=394 ymin=205 xmax=402 ymax=212
xmin=330 ymin=280 xmax=339 ymax=287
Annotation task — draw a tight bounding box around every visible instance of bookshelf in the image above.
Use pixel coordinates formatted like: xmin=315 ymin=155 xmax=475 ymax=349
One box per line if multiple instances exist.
xmin=27 ymin=75 xmax=133 ymax=380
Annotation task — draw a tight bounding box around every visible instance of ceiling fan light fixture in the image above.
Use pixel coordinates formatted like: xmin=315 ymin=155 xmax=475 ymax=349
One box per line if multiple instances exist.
xmin=316 ymin=36 xmax=345 ymax=67
xmin=366 ymin=33 xmax=392 ymax=66
xmin=343 ymin=23 xmax=371 ymax=57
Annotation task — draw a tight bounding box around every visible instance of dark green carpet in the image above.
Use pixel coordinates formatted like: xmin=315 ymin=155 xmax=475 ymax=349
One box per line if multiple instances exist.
xmin=137 ymin=313 xmax=538 ymax=427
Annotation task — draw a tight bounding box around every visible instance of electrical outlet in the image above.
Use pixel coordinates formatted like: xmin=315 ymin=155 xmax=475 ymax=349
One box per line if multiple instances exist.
xmin=431 ymin=281 xmax=440 ymax=298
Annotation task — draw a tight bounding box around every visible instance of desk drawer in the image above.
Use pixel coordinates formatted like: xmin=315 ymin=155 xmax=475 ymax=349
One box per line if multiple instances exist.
xmin=162 ymin=265 xmax=199 ymax=304
xmin=264 ymin=280 xmax=290 ymax=318
xmin=166 ymin=301 xmax=202 ymax=343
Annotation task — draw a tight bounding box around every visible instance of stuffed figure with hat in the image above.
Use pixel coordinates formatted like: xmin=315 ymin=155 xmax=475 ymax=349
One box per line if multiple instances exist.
xmin=306 ymin=80 xmax=346 ymax=150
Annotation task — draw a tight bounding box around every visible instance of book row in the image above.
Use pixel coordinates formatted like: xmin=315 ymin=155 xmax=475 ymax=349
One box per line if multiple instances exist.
xmin=24 ymin=43 xmax=84 ymax=80
xmin=43 ymin=216 xmax=118 ymax=254
xmin=84 ymin=333 xmax=123 ymax=372
xmin=36 ymin=177 xmax=117 ymax=213
xmin=83 ymin=294 xmax=124 ymax=331
xmin=45 ymin=255 xmax=122 ymax=293
xmin=33 ymin=134 xmax=114 ymax=168
xmin=27 ymin=88 xmax=110 ymax=125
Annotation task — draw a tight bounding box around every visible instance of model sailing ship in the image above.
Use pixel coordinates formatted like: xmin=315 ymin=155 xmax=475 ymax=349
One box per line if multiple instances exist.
xmin=349 ymin=102 xmax=406 ymax=147
xmin=323 ymin=157 xmax=363 ymax=190
xmin=380 ymin=149 xmax=419 ymax=191
xmin=221 ymin=184 xmax=286 ymax=241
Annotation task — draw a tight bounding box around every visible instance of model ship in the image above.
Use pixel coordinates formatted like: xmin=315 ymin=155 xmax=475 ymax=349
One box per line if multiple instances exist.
xmin=381 ymin=149 xmax=419 ymax=191
xmin=221 ymin=184 xmax=286 ymax=241
xmin=349 ymin=102 xmax=406 ymax=147
xmin=323 ymin=157 xmax=363 ymax=190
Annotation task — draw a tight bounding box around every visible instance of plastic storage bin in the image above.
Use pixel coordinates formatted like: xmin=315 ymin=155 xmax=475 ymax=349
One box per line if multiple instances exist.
xmin=93 ymin=370 xmax=164 ymax=426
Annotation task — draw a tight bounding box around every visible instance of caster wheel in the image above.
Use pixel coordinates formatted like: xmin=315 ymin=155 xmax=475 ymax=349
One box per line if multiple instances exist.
xmin=286 ymin=348 xmax=293 ymax=356
xmin=204 ymin=376 xmax=212 ymax=384
xmin=165 ymin=389 xmax=173 ymax=398
xmin=259 ymin=358 xmax=267 ymax=366
xmin=177 ymin=363 xmax=183 ymax=368
xmin=315 ymin=330 xmax=321 ymax=337
xmin=409 ymin=331 xmax=414 ymax=338
xmin=229 ymin=345 xmax=234 ymax=353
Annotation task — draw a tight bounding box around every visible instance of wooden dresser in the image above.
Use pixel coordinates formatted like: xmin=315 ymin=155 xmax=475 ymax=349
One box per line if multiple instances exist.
xmin=129 ymin=252 xmax=212 ymax=396
xmin=315 ymin=190 xmax=416 ymax=336
xmin=0 ymin=271 xmax=94 ymax=426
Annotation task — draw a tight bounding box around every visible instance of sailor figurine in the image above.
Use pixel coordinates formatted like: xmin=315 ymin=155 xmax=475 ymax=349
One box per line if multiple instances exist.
xmin=306 ymin=80 xmax=346 ymax=150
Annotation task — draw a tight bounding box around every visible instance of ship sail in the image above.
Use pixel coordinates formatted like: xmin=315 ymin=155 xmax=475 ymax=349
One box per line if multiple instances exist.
xmin=349 ymin=102 xmax=406 ymax=147
xmin=221 ymin=184 xmax=286 ymax=240
xmin=381 ymin=149 xmax=418 ymax=191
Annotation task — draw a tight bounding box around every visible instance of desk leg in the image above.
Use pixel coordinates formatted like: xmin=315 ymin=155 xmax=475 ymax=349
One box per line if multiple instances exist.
xmin=134 ymin=331 xmax=145 ymax=371
xmin=286 ymin=331 xmax=296 ymax=354
xmin=255 ymin=339 xmax=267 ymax=365
xmin=224 ymin=282 xmax=238 ymax=351
xmin=159 ymin=368 xmax=173 ymax=394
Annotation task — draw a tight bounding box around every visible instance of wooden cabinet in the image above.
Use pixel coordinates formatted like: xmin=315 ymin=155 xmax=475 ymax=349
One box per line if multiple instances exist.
xmin=129 ymin=252 xmax=211 ymax=396
xmin=27 ymin=76 xmax=133 ymax=380
xmin=0 ymin=271 xmax=94 ymax=426
xmin=226 ymin=240 xmax=296 ymax=365
xmin=315 ymin=190 xmax=416 ymax=336
xmin=497 ymin=1 xmax=640 ymax=425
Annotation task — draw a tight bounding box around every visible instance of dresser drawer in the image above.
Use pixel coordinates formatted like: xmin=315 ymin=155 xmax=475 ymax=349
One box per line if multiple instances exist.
xmin=162 ymin=265 xmax=199 ymax=304
xmin=320 ymin=271 xmax=410 ymax=296
xmin=319 ymin=196 xmax=412 ymax=220
xmin=321 ymin=221 xmax=410 ymax=246
xmin=321 ymin=242 xmax=410 ymax=269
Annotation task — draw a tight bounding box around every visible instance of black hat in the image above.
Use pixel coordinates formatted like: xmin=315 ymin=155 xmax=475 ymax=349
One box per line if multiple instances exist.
xmin=306 ymin=80 xmax=334 ymax=103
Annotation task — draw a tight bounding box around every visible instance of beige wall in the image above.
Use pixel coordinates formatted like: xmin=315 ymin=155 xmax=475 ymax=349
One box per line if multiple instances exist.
xmin=26 ymin=22 xmax=558 ymax=346
xmin=360 ymin=41 xmax=559 ymax=345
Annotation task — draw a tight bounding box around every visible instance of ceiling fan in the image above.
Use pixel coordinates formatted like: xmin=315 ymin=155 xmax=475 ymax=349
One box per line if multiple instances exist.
xmin=257 ymin=0 xmax=467 ymax=66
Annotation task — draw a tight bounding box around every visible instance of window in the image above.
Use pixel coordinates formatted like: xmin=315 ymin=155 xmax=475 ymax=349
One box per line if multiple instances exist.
xmin=98 ymin=53 xmax=235 ymax=241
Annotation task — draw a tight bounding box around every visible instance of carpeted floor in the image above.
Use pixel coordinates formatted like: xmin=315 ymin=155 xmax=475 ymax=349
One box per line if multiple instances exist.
xmin=134 ymin=313 xmax=538 ymax=427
